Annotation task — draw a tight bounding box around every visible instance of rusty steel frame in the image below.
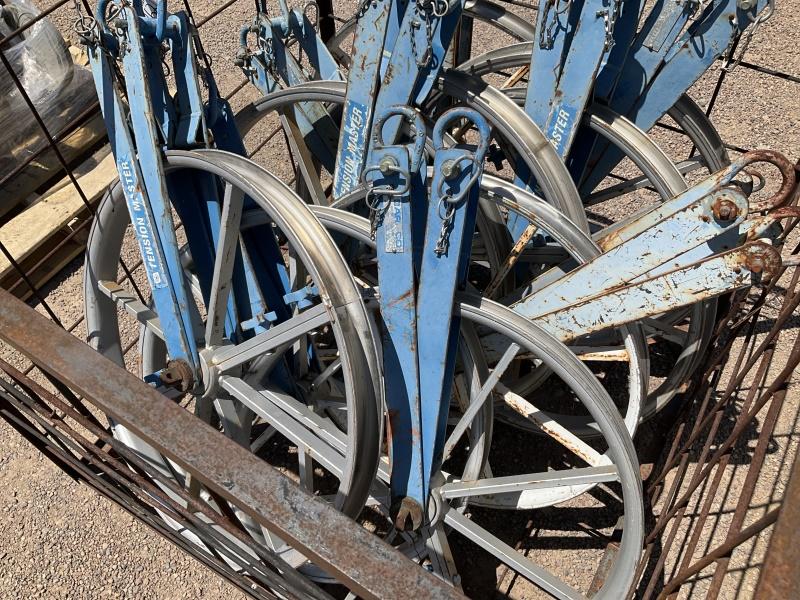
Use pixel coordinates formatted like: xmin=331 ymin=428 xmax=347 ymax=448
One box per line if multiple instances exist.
xmin=0 ymin=287 xmax=463 ymax=600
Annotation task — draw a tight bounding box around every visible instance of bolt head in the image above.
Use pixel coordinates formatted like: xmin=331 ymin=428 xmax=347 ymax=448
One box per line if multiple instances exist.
xmin=379 ymin=156 xmax=397 ymax=175
xmin=737 ymin=0 xmax=757 ymax=10
xmin=712 ymin=197 xmax=739 ymax=222
xmin=441 ymin=159 xmax=461 ymax=181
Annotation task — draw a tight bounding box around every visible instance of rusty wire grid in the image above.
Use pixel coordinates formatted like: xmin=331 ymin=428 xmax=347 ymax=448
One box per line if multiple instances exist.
xmin=0 ymin=0 xmax=798 ymax=598
xmin=629 ymin=181 xmax=800 ymax=598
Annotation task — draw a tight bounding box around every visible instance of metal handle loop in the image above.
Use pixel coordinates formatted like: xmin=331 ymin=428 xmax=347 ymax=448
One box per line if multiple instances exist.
xmin=362 ymin=163 xmax=412 ymax=197
xmin=371 ymin=106 xmax=428 ymax=171
xmin=727 ymin=150 xmax=797 ymax=211
xmin=432 ymin=108 xmax=492 ymax=207
xmin=432 ymin=107 xmax=491 ymax=165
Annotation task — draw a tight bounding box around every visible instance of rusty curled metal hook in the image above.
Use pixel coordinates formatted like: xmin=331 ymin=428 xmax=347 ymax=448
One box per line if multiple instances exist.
xmin=731 ymin=149 xmax=797 ymax=212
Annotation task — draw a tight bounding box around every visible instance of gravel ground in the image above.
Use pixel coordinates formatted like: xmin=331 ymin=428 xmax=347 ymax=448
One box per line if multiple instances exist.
xmin=1 ymin=1 xmax=799 ymax=599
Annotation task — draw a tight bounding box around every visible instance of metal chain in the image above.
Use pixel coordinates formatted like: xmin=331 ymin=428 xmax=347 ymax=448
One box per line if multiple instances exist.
xmin=723 ymin=0 xmax=776 ymax=73
xmin=411 ymin=2 xmax=435 ymax=68
xmin=366 ymin=187 xmax=390 ymax=241
xmin=599 ymin=0 xmax=622 ymax=52
xmin=539 ymin=0 xmax=571 ymax=50
xmin=434 ymin=198 xmax=456 ymax=255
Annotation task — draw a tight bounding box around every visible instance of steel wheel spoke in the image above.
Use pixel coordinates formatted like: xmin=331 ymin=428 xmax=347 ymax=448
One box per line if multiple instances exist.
xmin=244 ymin=342 xmax=293 ymax=384
xmin=221 ymin=376 xmax=346 ymax=478
xmin=206 ymin=182 xmax=245 ymax=347
xmin=423 ymin=524 xmax=461 ymax=588
xmin=213 ymin=304 xmax=332 ymax=373
xmin=443 ymin=342 xmax=520 ymax=461
xmin=439 ymin=465 xmax=619 ymax=500
xmin=641 ymin=317 xmax=690 ymax=346
xmin=443 ymin=509 xmax=585 ymax=600
xmin=497 ymin=383 xmax=610 ymax=467
xmin=214 ymin=396 xmax=251 ymax=447
xmin=311 ymin=356 xmax=343 ymax=391
xmin=280 ymin=113 xmax=328 ymax=205
xmin=98 ymin=280 xmax=164 ymax=339
xmin=250 ymin=425 xmax=278 ymax=453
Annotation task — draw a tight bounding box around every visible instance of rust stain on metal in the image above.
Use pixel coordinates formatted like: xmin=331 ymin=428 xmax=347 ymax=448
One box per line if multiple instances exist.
xmin=711 ymin=196 xmax=738 ymax=221
xmin=598 ymin=229 xmax=623 ymax=253
xmin=0 ymin=289 xmax=464 ymax=600
xmin=741 ymin=149 xmax=797 ymax=210
xmin=743 ymin=242 xmax=782 ymax=281
xmin=501 ymin=387 xmax=600 ymax=466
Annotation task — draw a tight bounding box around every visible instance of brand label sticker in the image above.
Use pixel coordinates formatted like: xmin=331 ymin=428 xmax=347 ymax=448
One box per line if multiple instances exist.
xmin=118 ymin=156 xmax=168 ymax=290
xmin=384 ymin=199 xmax=404 ymax=253
xmin=334 ymin=101 xmax=369 ymax=197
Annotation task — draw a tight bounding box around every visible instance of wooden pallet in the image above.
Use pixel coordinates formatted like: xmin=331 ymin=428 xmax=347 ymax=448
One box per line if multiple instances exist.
xmin=0 ymin=46 xmax=103 ymax=221
xmin=0 ymin=150 xmax=116 ymax=300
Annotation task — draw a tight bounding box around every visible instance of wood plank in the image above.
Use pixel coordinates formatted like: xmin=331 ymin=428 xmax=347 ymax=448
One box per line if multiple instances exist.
xmin=0 ymin=150 xmax=117 ymax=298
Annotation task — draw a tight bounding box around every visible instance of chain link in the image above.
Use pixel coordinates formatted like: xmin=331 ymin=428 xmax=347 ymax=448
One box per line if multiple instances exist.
xmin=598 ymin=0 xmax=622 ymax=53
xmin=539 ymin=0 xmax=571 ymax=49
xmin=723 ymin=0 xmax=776 ymax=73
xmin=434 ymin=198 xmax=456 ymax=256
xmin=366 ymin=187 xmax=390 ymax=241
xmin=410 ymin=2 xmax=435 ymax=68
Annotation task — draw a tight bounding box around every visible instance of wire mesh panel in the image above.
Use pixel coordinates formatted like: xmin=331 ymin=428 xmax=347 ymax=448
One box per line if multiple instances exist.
xmin=633 ymin=193 xmax=800 ymax=598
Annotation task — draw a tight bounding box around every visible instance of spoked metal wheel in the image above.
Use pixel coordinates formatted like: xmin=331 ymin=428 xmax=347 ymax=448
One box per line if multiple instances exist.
xmin=84 ymin=149 xmax=383 ymax=572
xmin=241 ymin=83 xmax=690 ymax=431
xmin=321 ymin=177 xmax=648 ymax=439
xmin=240 ymin=85 xmax=660 ymax=436
xmin=452 ymin=47 xmax=730 ymax=418
xmin=305 ymin=204 xmax=645 ymax=597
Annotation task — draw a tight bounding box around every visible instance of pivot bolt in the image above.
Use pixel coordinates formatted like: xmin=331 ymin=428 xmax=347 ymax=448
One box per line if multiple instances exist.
xmin=441 ymin=159 xmax=461 ymax=181
xmin=737 ymin=0 xmax=757 ymax=10
xmin=379 ymin=156 xmax=398 ymax=175
xmin=159 ymin=359 xmax=194 ymax=393
xmin=712 ymin=196 xmax=739 ymax=222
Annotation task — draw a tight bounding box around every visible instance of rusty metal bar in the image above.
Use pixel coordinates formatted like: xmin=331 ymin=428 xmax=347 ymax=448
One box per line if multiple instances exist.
xmin=0 ymin=287 xmax=462 ymax=600
xmin=656 ymin=509 xmax=779 ymax=599
xmin=756 ymin=441 xmax=800 ymax=597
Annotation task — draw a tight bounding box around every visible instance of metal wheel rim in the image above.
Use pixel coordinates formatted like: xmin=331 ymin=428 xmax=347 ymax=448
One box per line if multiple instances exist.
xmin=84 ymin=149 xmax=383 ymax=520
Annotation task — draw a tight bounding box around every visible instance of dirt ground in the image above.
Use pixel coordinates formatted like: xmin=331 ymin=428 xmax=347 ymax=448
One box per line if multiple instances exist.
xmin=0 ymin=1 xmax=799 ymax=599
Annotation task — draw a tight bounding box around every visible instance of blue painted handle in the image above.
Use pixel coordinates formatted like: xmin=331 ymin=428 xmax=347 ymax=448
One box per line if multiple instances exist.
xmin=96 ymin=0 xmax=168 ymax=41
xmin=95 ymin=0 xmax=112 ymax=31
